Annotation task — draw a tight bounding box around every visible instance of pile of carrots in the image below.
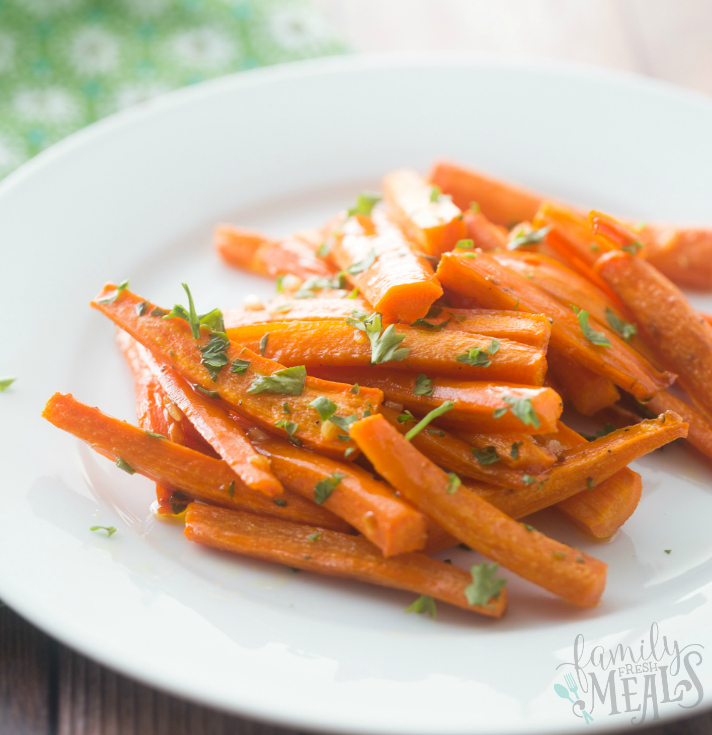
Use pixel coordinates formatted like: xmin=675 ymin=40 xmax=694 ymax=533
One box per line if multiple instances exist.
xmin=45 ymin=158 xmax=712 ymax=620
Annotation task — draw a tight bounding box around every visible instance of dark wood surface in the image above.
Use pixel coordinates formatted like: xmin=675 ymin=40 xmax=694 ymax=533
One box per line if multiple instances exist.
xmin=2 ymin=601 xmax=711 ymax=734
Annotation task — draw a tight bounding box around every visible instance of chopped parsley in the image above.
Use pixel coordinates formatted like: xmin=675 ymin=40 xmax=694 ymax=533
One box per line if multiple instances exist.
xmin=429 ymin=186 xmax=442 ymax=202
xmin=350 ymin=383 xmax=360 ymax=395
xmin=493 ymin=396 xmax=541 ymax=428
xmin=572 ymin=306 xmax=611 ymax=347
xmin=455 ymin=239 xmax=474 ymax=249
xmin=664 ymin=549 xmax=671 ymax=555
xmin=397 ymin=410 xmax=415 ymax=423
xmin=511 ymin=441 xmax=523 ymax=459
xmin=227 ymin=480 xmax=235 ymax=498
xmin=410 ymin=316 xmax=450 ymax=330
xmin=465 ymin=563 xmax=507 ymax=608
xmin=473 ymin=446 xmax=499 ymax=465
xmin=200 ymin=332 xmax=230 ymax=381
xmin=405 ymin=595 xmax=437 ymax=619
xmin=507 ymin=226 xmax=551 ymax=251
xmin=413 ymin=374 xmax=434 ymax=396
xmin=552 ymin=551 xmax=567 ymax=560
xmin=259 ymin=333 xmax=269 ymax=356
xmin=621 ymin=240 xmax=643 ymax=255
xmin=586 ymin=477 xmax=596 ymax=491
xmin=309 ymin=395 xmax=337 ymax=422
xmin=487 ymin=339 xmax=501 ymax=355
xmin=307 ymin=532 xmax=322 ymax=543
xmin=163 ymin=283 xmax=200 ymax=338
xmin=329 ymin=413 xmax=358 ymax=433
xmin=194 ymin=384 xmax=221 ymax=399
xmin=248 ymin=365 xmax=307 ymax=395
xmin=405 ymin=401 xmax=455 ymax=441
xmin=144 ymin=430 xmax=166 ymax=439
xmin=282 ymin=403 xmax=291 ymax=414
xmin=135 ymin=301 xmax=149 ymax=316
xmin=230 ymin=358 xmax=251 ymax=375
xmin=169 ymin=491 xmax=190 ymax=514
xmin=90 ymin=525 xmax=117 ymax=537
xmin=344 ymin=447 xmax=356 ymax=459
xmin=347 ymin=249 xmax=377 ymax=276
xmin=274 ymin=419 xmax=300 ymax=445
xmin=347 ymin=192 xmax=381 ymax=218
xmin=522 ymin=474 xmax=537 ymax=486
xmin=273 ymin=499 xmax=287 ymax=507
xmin=316 ymin=241 xmax=332 ymax=258
xmin=446 ymin=473 xmax=461 ymax=494
xmin=115 ymin=458 xmax=135 ymax=475
xmin=605 ymin=307 xmax=637 ymax=341
xmin=314 ymin=472 xmax=346 ymax=504
xmin=294 ymin=274 xmax=347 ymax=299
xmin=345 ymin=311 xmax=409 ymax=364
xmin=523 ymin=524 xmax=535 ymax=532
xmin=96 ymin=279 xmax=129 ymax=304
xmin=455 ymin=347 xmax=493 ymax=367
xmin=150 ymin=306 xmax=168 ymax=317
xmin=0 ymin=377 xmax=16 ymax=392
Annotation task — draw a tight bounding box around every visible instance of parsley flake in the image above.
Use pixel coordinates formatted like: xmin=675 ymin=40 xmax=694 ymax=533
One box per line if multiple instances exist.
xmin=200 ymin=332 xmax=230 ymax=381
xmin=494 ymin=396 xmax=541 ymax=428
xmin=314 ymin=472 xmax=346 ymax=504
xmin=351 ymin=383 xmax=360 ymax=395
xmin=405 ymin=401 xmax=455 ymax=441
xmin=194 ymin=384 xmax=221 ymax=399
xmin=115 ymin=458 xmax=135 ymax=475
xmin=487 ymin=339 xmax=501 ymax=355
xmin=507 ymin=226 xmax=551 ymax=251
xmin=523 ymin=524 xmax=535 ymax=532
xmin=248 ymin=365 xmax=307 ymax=396
xmin=345 ymin=311 xmax=409 ymax=364
xmin=465 ymin=563 xmax=507 ymax=608
xmin=309 ymin=395 xmax=337 ymax=422
xmin=605 ymin=307 xmax=637 ymax=341
xmin=572 ymin=306 xmax=611 ymax=347
xmin=552 ymin=551 xmax=567 ymax=560
xmin=273 ymin=499 xmax=287 ymax=507
xmin=282 ymin=403 xmax=291 ymax=414
xmin=586 ymin=477 xmax=596 ymax=491
xmin=150 ymin=306 xmax=168 ymax=317
xmin=397 ymin=410 xmax=415 ymax=423
xmin=473 ymin=447 xmax=499 ymax=465
xmin=621 ymin=240 xmax=643 ymax=255
xmin=429 ymin=186 xmax=442 ymax=202
xmin=455 ymin=347 xmax=492 ymax=367
xmin=0 ymin=377 xmax=16 ymax=392
xmin=455 ymin=239 xmax=474 ymax=249
xmin=347 ymin=192 xmax=381 ymax=218
xmin=405 ymin=595 xmax=437 ymax=619
xmin=316 ymin=241 xmax=332 ymax=258
xmin=90 ymin=525 xmax=117 ymax=537
xmin=230 ymin=358 xmax=251 ymax=375
xmin=347 ymin=249 xmax=377 ymax=276
xmin=135 ymin=301 xmax=149 ymax=316
xmin=414 ymin=374 xmax=434 ymax=396
xmin=344 ymin=447 xmax=356 ymax=458
xmin=274 ymin=419 xmax=300 ymax=445
xmin=522 ymin=474 xmax=537 ymax=486
xmin=227 ymin=480 xmax=235 ymax=498
xmin=664 ymin=549 xmax=672 ymax=554
xmin=144 ymin=430 xmax=166 ymax=439
xmin=511 ymin=441 xmax=523 ymax=459
xmin=307 ymin=532 xmax=321 ymax=543
xmin=446 ymin=473 xmax=461 ymax=494
xmin=259 ymin=333 xmax=269 ymax=356
xmin=96 ymin=279 xmax=129 ymax=304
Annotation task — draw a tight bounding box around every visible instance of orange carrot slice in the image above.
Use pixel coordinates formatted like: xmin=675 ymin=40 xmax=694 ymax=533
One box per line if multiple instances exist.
xmin=453 ymin=429 xmax=556 ymax=473
xmin=639 ymin=224 xmax=712 ymax=289
xmin=647 ymin=390 xmax=712 ymax=461
xmin=351 ymin=414 xmax=607 ymax=608
xmin=185 ymin=504 xmax=506 ymax=618
xmin=463 ymin=209 xmax=509 ymax=250
xmin=547 ymin=350 xmax=620 ymax=417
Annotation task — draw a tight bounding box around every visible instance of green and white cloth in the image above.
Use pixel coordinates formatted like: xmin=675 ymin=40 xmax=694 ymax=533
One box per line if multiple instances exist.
xmin=0 ymin=0 xmax=346 ymax=178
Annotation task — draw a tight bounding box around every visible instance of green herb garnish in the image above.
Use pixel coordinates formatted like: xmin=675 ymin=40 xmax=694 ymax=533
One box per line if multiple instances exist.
xmin=0 ymin=377 xmax=16 ymax=392
xmin=135 ymin=301 xmax=149 ymax=316
xmin=230 ymin=358 xmax=251 ymax=375
xmin=273 ymin=499 xmax=287 ymax=507
xmin=200 ymin=332 xmax=230 ymax=381
xmin=405 ymin=595 xmax=437 ymax=619
xmin=347 ymin=249 xmax=377 ymax=276
xmin=511 ymin=441 xmax=523 ymax=459
xmin=572 ymin=306 xmax=611 ymax=347
xmin=314 ymin=472 xmax=346 ymax=504
xmin=309 ymin=395 xmax=337 ymax=422
xmin=414 ymin=374 xmax=434 ymax=396
xmin=455 ymin=239 xmax=474 ymax=249
xmin=115 ymin=458 xmax=135 ymax=475
xmin=259 ymin=333 xmax=269 ymax=356
xmin=194 ymin=384 xmax=221 ymax=399
xmin=493 ymin=396 xmax=541 ymax=428
xmin=405 ymin=401 xmax=455 ymax=441
xmin=345 ymin=311 xmax=409 ymax=364
xmin=96 ymin=279 xmax=129 ymax=304
xmin=248 ymin=365 xmax=307 ymax=396
xmin=274 ymin=419 xmax=300 ymax=445
xmin=621 ymin=241 xmax=643 ymax=255
xmin=144 ymin=430 xmax=166 ymax=439
xmin=90 ymin=525 xmax=117 ymax=537
xmin=465 ymin=563 xmax=507 ymax=608
xmin=586 ymin=477 xmax=596 ymax=491
xmin=473 ymin=447 xmax=499 ymax=465
xmin=605 ymin=307 xmax=637 ymax=341
xmin=350 ymin=383 xmax=360 ymax=395
xmin=429 ymin=186 xmax=442 ymax=203
xmin=347 ymin=192 xmax=381 ymax=218
xmin=227 ymin=480 xmax=235 ymax=498
xmin=446 ymin=473 xmax=461 ymax=494
xmin=507 ymin=226 xmax=551 ymax=251
xmin=308 ymin=532 xmax=321 ymax=543
xmin=455 ymin=347 xmax=492 ymax=367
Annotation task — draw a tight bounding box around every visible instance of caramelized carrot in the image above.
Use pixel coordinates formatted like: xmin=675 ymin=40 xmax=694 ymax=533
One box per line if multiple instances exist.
xmin=311 ymin=367 xmax=562 ymax=434
xmin=379 ymin=406 xmax=541 ymax=489
xmin=383 ymin=169 xmax=466 ymax=256
xmin=647 ymin=391 xmax=712 ymax=461
xmin=248 ymin=432 xmax=427 ymax=556
xmin=475 ymin=412 xmax=687 ymax=519
xmin=42 ymin=393 xmax=351 ymax=532
xmin=463 ymin=209 xmax=508 ymax=250
xmin=453 ymin=429 xmax=556 ymax=473
xmin=185 ymin=504 xmax=506 ymax=618
xmin=351 ymin=414 xmax=607 ymax=608
xmin=223 ymin=298 xmax=369 ymax=329
xmin=589 ymin=211 xmax=645 ymax=254
xmin=215 ymin=225 xmax=334 ymax=280
xmin=139 ymin=346 xmax=284 ymax=498
xmin=547 ymin=351 xmax=620 ymax=416
xmin=596 ymin=251 xmax=712 ymax=420
xmin=91 ymin=284 xmax=382 ymax=459
xmin=227 ymin=320 xmax=547 ymax=384
xmin=326 ymin=209 xmax=443 ymax=323
xmin=436 ymin=251 xmax=674 ymax=401
xmin=429 ymin=160 xmax=544 ymax=227
xmin=639 ymin=224 xmax=712 ymax=289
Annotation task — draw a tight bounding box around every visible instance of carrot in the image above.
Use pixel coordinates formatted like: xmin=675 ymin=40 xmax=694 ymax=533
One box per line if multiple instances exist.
xmin=429 ymin=160 xmax=544 ymax=227
xmin=185 ymin=504 xmax=506 ymax=618
xmin=223 ymin=298 xmax=370 ymax=329
xmin=639 ymin=224 xmax=712 ymax=289
xmin=547 ymin=351 xmax=620 ymax=416
xmin=647 ymin=390 xmax=712 ymax=461
xmin=246 ymin=432 xmax=427 ymax=556
xmin=475 ymin=412 xmax=687 ymax=519
xmin=310 ymin=367 xmax=562 ymax=434
xmin=436 ymin=251 xmax=674 ymax=401
xmin=379 ymin=406 xmax=543 ymax=488
xmin=138 ymin=346 xmax=284 ymax=498
xmin=382 ymin=169 xmax=466 ymax=257
xmin=326 ymin=209 xmax=443 ymax=323
xmin=463 ymin=209 xmax=508 ymax=251
xmin=42 ymin=393 xmax=351 ymax=532
xmin=453 ymin=429 xmax=556 ymax=473
xmin=91 ymin=284 xmax=382 ymax=459
xmin=596 ymin=250 xmax=712 ymax=420
xmin=226 ymin=319 xmax=548 ymax=385
xmin=351 ymin=414 xmax=607 ymax=607
xmin=215 ymin=225 xmax=334 ymax=280
xmin=589 ymin=211 xmax=645 ymax=254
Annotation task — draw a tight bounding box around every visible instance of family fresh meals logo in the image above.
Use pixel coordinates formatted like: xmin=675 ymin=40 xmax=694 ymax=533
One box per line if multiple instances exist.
xmin=554 ymin=623 xmax=704 ymax=725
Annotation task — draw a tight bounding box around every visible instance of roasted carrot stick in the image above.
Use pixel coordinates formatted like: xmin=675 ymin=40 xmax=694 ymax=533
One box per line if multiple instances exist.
xmin=379 ymin=406 xmax=541 ymax=488
xmin=596 ymin=250 xmax=712 ymax=420
xmin=453 ymin=429 xmax=556 ymax=473
xmin=538 ymin=422 xmax=643 ymax=539
xmin=326 ymin=209 xmax=443 ymax=323
xmin=647 ymin=390 xmax=712 ymax=461
xmin=42 ymin=393 xmax=351 ymax=532
xmin=310 ymin=367 xmax=562 ymax=434
xmin=351 ymin=414 xmax=607 ymax=608
xmin=475 ymin=412 xmax=687 ymax=519
xmin=547 ymin=351 xmax=620 ymax=417
xmin=383 ymin=169 xmax=466 ymax=257
xmin=247 ymin=431 xmax=427 ymax=556
xmin=227 ymin=320 xmax=547 ymax=385
xmin=437 ymin=251 xmax=674 ymax=401
xmin=91 ymin=284 xmax=381 ymax=459
xmin=215 ymin=225 xmax=334 ymax=280
xmin=463 ymin=208 xmax=508 ymax=251
xmin=429 ymin=160 xmax=544 ymax=227
xmin=639 ymin=224 xmax=712 ymax=289
xmin=223 ymin=298 xmax=370 ymax=329
xmin=185 ymin=504 xmax=506 ymax=618
xmin=138 ymin=346 xmax=284 ymax=498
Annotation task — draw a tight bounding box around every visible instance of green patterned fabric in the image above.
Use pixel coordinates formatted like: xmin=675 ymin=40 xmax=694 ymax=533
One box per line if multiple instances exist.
xmin=0 ymin=0 xmax=346 ymax=178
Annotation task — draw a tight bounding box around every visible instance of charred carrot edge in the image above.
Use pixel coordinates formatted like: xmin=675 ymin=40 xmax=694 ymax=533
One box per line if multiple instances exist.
xmin=327 ymin=210 xmax=443 ymax=324
xmin=383 ymin=168 xmax=467 ymax=257
xmin=249 ymin=432 xmax=428 ymax=557
xmin=648 ymin=390 xmax=712 ymax=461
xmin=185 ymin=504 xmax=506 ymax=618
xmin=215 ymin=225 xmax=334 ymax=280
xmin=639 ymin=224 xmax=712 ymax=289
xmin=436 ymin=250 xmax=674 ymax=401
xmin=379 ymin=406 xmax=539 ymax=489
xmin=351 ymin=414 xmax=607 ymax=608
xmin=42 ymin=393 xmax=351 ymax=533
xmin=454 ymin=428 xmax=557 ymax=473
xmin=475 ymin=412 xmax=687 ymax=519
xmin=547 ymin=350 xmax=620 ymax=417
xmin=463 ymin=209 xmax=509 ymax=251
xmin=310 ymin=367 xmax=563 ymax=435
xmin=91 ymin=284 xmax=382 ymax=459
xmin=227 ymin=320 xmax=548 ymax=385
xmin=537 ymin=421 xmax=642 ymax=538
xmin=429 ymin=160 xmax=544 ymax=227
xmin=138 ymin=346 xmax=284 ymax=498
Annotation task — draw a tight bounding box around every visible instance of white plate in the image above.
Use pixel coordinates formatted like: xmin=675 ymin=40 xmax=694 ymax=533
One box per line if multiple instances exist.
xmin=1 ymin=54 xmax=712 ymax=735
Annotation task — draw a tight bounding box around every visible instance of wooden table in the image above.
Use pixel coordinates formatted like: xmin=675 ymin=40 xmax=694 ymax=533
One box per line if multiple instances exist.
xmin=3 ymin=1 xmax=712 ymax=733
